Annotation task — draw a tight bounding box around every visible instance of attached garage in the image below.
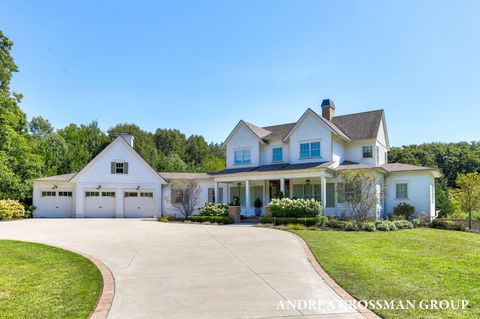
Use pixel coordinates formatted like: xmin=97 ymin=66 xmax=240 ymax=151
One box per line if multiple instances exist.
xmin=84 ymin=191 xmax=116 ymax=218
xmin=124 ymin=191 xmax=155 ymax=218
xmin=38 ymin=190 xmax=73 ymax=218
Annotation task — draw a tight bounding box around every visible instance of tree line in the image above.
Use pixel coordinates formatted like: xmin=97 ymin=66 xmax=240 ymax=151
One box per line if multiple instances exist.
xmin=0 ymin=31 xmax=224 ymax=205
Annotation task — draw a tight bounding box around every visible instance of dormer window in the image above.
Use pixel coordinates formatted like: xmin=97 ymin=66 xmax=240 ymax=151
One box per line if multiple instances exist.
xmin=111 ymin=161 xmax=129 ymax=174
xmin=272 ymin=147 xmax=283 ymax=162
xmin=234 ymin=149 xmax=251 ymax=165
xmin=300 ymin=142 xmax=321 ymax=159
xmin=362 ymin=146 xmax=373 ymax=158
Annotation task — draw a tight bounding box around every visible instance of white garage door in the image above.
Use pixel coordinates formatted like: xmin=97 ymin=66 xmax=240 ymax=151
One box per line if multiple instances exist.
xmin=124 ymin=191 xmax=155 ymax=218
xmin=39 ymin=191 xmax=73 ymax=218
xmin=84 ymin=191 xmax=116 ymax=218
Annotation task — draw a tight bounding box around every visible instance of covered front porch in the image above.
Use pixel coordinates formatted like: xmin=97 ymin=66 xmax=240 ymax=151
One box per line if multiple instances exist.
xmin=213 ymin=171 xmax=339 ymax=216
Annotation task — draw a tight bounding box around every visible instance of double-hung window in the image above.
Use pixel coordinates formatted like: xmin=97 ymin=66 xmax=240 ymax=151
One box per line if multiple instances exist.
xmin=272 ymin=147 xmax=283 ymax=162
xmin=362 ymin=146 xmax=373 ymax=158
xmin=234 ymin=149 xmax=251 ymax=164
xmin=396 ymin=183 xmax=408 ymax=199
xmin=300 ymin=141 xmax=321 ymax=159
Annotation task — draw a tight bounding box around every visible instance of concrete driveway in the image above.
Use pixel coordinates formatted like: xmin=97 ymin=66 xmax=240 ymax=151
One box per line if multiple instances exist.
xmin=0 ymin=219 xmax=361 ymax=319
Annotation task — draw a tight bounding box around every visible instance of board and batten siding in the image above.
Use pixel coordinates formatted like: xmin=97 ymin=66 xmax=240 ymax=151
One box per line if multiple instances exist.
xmin=385 ymin=172 xmax=435 ymax=219
xmin=288 ymin=113 xmax=332 ymax=164
xmin=225 ymin=124 xmax=260 ymax=168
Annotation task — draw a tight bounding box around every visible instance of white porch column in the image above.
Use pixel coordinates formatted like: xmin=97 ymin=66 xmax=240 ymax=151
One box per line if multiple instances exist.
xmin=115 ymin=188 xmax=124 ymax=218
xmin=321 ymin=176 xmax=327 ymax=209
xmin=214 ymin=181 xmax=219 ymax=203
xmin=245 ymin=179 xmax=251 ymax=212
xmin=280 ymin=178 xmax=285 ymax=194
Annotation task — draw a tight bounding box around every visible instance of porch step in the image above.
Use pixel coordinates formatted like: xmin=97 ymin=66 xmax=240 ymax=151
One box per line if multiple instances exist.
xmin=241 ymin=216 xmax=260 ymax=224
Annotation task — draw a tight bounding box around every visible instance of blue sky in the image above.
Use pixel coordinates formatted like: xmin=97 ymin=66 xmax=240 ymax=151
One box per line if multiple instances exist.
xmin=1 ymin=1 xmax=479 ymax=146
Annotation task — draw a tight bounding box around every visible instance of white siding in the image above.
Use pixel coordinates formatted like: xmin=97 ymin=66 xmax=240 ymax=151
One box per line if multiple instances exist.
xmin=377 ymin=119 xmax=388 ymax=148
xmin=288 ymin=112 xmax=332 ymax=163
xmin=259 ymin=139 xmax=290 ymax=165
xmin=225 ymin=124 xmax=260 ymax=168
xmin=332 ymin=137 xmax=346 ymax=167
xmin=162 ymin=179 xmax=214 ymax=216
xmin=385 ymin=172 xmax=436 ymax=219
xmin=75 ymin=141 xmax=161 ymax=185
xmin=344 ymin=140 xmax=377 ymax=165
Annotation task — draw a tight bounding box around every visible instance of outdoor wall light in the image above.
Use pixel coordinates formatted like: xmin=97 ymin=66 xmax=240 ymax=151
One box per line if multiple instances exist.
xmin=237 ymin=182 xmax=241 ymax=187
xmin=136 ymin=185 xmax=140 ymax=190
xmin=52 ymin=185 xmax=58 ymax=190
xmin=305 ymin=179 xmax=310 ymax=185
xmin=97 ymin=185 xmax=102 ymax=190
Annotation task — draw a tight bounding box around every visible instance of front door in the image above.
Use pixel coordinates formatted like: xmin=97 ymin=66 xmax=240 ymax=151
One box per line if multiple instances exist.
xmin=269 ymin=180 xmax=280 ymax=199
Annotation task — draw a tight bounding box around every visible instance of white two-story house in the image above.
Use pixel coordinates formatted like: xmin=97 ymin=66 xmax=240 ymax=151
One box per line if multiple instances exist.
xmin=31 ymin=99 xmax=440 ymax=219
xmin=210 ymin=99 xmax=440 ymax=218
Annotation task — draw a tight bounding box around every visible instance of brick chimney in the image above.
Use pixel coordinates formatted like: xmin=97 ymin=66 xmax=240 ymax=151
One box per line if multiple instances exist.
xmin=120 ymin=133 xmax=135 ymax=148
xmin=321 ymin=99 xmax=335 ymax=121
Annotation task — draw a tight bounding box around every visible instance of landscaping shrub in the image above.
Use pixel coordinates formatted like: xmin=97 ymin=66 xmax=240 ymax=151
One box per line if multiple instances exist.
xmin=0 ymin=200 xmax=26 ymax=220
xmin=392 ymin=202 xmax=416 ymax=220
xmin=326 ymin=219 xmax=348 ymax=230
xmin=159 ymin=216 xmax=169 ymax=222
xmin=198 ymin=203 xmax=228 ymax=216
xmin=259 ymin=216 xmax=322 ymax=227
xmin=431 ymin=219 xmax=465 ymax=231
xmin=344 ymin=221 xmax=360 ymax=231
xmin=269 ymin=198 xmax=322 ymax=218
xmin=376 ymin=221 xmax=389 ymax=231
xmin=189 ymin=215 xmax=234 ymax=224
xmin=360 ymin=221 xmax=376 ymax=232
xmin=393 ymin=219 xmax=414 ymax=229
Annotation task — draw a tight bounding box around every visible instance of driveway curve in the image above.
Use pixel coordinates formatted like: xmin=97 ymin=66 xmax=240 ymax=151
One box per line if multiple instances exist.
xmin=0 ymin=220 xmax=361 ymax=319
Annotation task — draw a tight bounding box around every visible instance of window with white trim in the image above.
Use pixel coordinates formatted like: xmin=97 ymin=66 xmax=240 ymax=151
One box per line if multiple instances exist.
xmin=234 ymin=149 xmax=251 ymax=164
xmin=101 ymin=192 xmax=116 ymax=197
xmin=85 ymin=191 xmax=100 ymax=197
xmin=300 ymin=141 xmax=321 ymax=159
xmin=396 ymin=183 xmax=408 ymax=199
xmin=272 ymin=147 xmax=283 ymax=162
xmin=124 ymin=192 xmax=138 ymax=197
xmin=362 ymin=146 xmax=373 ymax=158
xmin=140 ymin=192 xmax=153 ymax=198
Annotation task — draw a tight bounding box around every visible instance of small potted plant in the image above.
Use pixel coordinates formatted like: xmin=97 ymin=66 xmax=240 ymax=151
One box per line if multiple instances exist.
xmin=254 ymin=198 xmax=262 ymax=216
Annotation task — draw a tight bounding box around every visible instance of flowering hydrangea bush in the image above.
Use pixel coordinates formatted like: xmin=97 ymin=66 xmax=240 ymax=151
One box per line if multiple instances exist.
xmin=269 ymin=198 xmax=322 ymax=218
xmin=198 ymin=202 xmax=229 ymax=216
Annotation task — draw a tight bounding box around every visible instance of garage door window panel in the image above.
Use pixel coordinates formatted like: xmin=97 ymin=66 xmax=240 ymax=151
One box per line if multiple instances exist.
xmin=86 ymin=192 xmax=100 ymax=197
xmin=140 ymin=192 xmax=153 ymax=198
xmin=41 ymin=191 xmax=56 ymax=197
xmin=102 ymin=192 xmax=116 ymax=197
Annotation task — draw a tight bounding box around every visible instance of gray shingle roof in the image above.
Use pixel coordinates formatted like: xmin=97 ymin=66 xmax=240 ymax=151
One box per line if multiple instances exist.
xmin=243 ymin=109 xmax=384 ymax=143
xmin=381 ymin=163 xmax=436 ymax=173
xmin=261 ymin=123 xmax=296 ymax=140
xmin=29 ymin=173 xmax=77 ymax=182
xmin=331 ymin=109 xmax=384 ymax=141
xmin=158 ymin=172 xmax=212 ymax=181
xmin=243 ymin=121 xmax=272 ymax=140
xmin=209 ymin=161 xmax=334 ymax=176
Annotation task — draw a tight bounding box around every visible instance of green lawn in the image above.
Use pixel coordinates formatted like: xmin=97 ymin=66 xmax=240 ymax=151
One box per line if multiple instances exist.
xmin=293 ymin=228 xmax=480 ymax=319
xmin=0 ymin=240 xmax=103 ymax=319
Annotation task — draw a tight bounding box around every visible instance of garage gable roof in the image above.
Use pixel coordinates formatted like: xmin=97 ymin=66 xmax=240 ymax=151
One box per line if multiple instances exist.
xmin=70 ymin=136 xmax=167 ymax=184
